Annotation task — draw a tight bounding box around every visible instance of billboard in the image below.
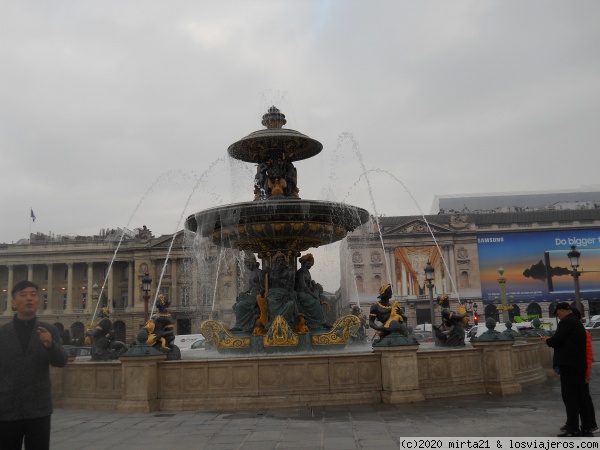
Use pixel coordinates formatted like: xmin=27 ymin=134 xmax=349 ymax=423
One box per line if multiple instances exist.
xmin=477 ymin=229 xmax=600 ymax=304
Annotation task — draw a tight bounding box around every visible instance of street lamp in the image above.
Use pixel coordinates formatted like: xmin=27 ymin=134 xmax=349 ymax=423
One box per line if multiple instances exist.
xmin=496 ymin=268 xmax=514 ymax=323
xmin=473 ymin=302 xmax=478 ymax=325
xmin=424 ymin=261 xmax=435 ymax=325
xmin=141 ymin=272 xmax=152 ymax=323
xmin=567 ymin=245 xmax=583 ymax=316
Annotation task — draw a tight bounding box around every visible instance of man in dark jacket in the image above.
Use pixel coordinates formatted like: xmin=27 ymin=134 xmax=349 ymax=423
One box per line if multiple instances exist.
xmin=543 ymin=302 xmax=592 ymax=437
xmin=0 ymin=280 xmax=68 ymax=449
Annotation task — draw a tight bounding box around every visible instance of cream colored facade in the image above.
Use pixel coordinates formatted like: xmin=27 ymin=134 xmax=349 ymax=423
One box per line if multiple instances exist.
xmin=0 ymin=230 xmax=243 ymax=344
xmin=341 ymin=210 xmax=600 ymax=327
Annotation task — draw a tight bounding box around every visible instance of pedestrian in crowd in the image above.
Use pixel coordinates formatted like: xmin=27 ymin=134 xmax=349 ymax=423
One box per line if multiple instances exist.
xmin=571 ymin=308 xmax=598 ymax=433
xmin=0 ymin=280 xmax=68 ymax=450
xmin=542 ymin=302 xmax=592 ymax=437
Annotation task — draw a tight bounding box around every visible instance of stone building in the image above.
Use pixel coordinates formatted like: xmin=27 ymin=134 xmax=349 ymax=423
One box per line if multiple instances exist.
xmin=341 ymin=208 xmax=600 ymax=328
xmin=0 ymin=226 xmax=244 ymax=344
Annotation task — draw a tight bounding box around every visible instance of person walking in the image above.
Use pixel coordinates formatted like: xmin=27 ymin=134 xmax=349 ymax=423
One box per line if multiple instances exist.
xmin=571 ymin=308 xmax=598 ymax=433
xmin=542 ymin=302 xmax=592 ymax=437
xmin=0 ymin=280 xmax=68 ymax=449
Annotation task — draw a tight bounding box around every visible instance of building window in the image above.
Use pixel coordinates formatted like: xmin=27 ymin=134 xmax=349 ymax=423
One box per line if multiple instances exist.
xmin=83 ymin=267 xmax=88 ymax=280
xmin=159 ymin=287 xmax=170 ymax=304
xmin=45 ymin=269 xmax=49 ymax=281
xmin=120 ymin=291 xmax=128 ymax=308
xmin=373 ymin=275 xmax=382 ymax=290
xmin=355 ymin=276 xmax=364 ymax=294
xmin=62 ymin=292 xmax=67 ymax=310
xmin=43 ymin=293 xmax=48 ymax=310
xmin=182 ymin=260 xmax=191 ymax=275
xmin=81 ymin=292 xmax=87 ymax=309
xmin=459 ymin=271 xmax=470 ymax=289
xmin=64 ymin=268 xmax=68 ymax=281
xmin=181 ymin=286 xmax=190 ymax=307
xmin=201 ymin=286 xmax=211 ymax=307
xmin=122 ymin=266 xmax=129 ymax=280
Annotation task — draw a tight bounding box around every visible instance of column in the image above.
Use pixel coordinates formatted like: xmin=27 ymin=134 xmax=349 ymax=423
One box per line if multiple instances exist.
xmin=171 ymin=258 xmax=178 ymax=306
xmin=87 ymin=263 xmax=94 ymax=313
xmin=401 ymin=264 xmax=408 ymax=297
xmin=448 ymin=245 xmax=459 ymax=295
xmin=107 ymin=264 xmax=114 ymax=309
xmin=66 ymin=263 xmax=73 ymax=312
xmin=388 ymin=249 xmax=397 ymax=295
xmin=4 ymin=265 xmax=14 ymax=316
xmin=127 ymin=261 xmax=133 ymax=309
xmin=443 ymin=246 xmax=451 ymax=293
xmin=27 ymin=264 xmax=34 ymax=281
xmin=45 ymin=264 xmax=53 ymax=314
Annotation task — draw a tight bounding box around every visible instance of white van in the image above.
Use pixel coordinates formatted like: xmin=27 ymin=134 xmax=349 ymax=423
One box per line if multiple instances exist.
xmin=173 ymin=334 xmax=205 ymax=350
xmin=414 ymin=323 xmax=432 ymax=332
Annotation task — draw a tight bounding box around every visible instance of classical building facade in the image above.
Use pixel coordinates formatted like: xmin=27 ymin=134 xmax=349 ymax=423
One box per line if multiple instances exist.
xmin=341 ymin=208 xmax=600 ymax=328
xmin=0 ymin=227 xmax=244 ymax=344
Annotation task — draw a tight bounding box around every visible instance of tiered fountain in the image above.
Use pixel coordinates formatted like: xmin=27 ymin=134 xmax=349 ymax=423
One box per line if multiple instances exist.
xmin=185 ymin=107 xmax=370 ymax=353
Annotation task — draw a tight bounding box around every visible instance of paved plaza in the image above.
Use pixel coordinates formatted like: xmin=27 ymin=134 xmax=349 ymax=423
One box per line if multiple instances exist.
xmin=50 ymin=362 xmax=600 ymax=450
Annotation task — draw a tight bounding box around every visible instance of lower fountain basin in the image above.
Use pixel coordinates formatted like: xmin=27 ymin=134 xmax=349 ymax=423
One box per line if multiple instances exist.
xmin=185 ymin=199 xmax=370 ymax=253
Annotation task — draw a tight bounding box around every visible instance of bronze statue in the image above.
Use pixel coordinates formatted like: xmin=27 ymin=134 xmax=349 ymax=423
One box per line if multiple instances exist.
xmin=369 ymin=284 xmax=406 ymax=344
xmin=349 ymin=305 xmax=368 ymax=343
xmin=471 ymin=317 xmax=513 ymax=342
xmin=502 ymin=321 xmax=521 ymax=338
xmin=86 ymin=307 xmax=127 ymax=361
xmin=231 ymin=257 xmax=263 ymax=333
xmin=263 ymin=254 xmax=297 ymax=329
xmin=294 ymin=254 xmax=330 ymax=332
xmin=254 ymin=161 xmax=269 ymax=199
xmin=433 ymin=294 xmax=468 ymax=347
xmin=523 ymin=318 xmax=549 ymax=337
xmin=145 ymin=294 xmax=180 ymax=360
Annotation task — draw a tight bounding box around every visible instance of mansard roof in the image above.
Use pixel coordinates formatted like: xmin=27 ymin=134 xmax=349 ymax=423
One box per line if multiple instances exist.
xmin=377 ymin=208 xmax=600 ymax=229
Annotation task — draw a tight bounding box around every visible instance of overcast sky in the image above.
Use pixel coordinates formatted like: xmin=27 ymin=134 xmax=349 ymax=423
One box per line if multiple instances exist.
xmin=2 ymin=1 xmax=600 ymax=287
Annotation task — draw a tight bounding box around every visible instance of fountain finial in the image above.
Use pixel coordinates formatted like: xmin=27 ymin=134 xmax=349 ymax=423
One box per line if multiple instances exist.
xmin=262 ymin=106 xmax=286 ymax=129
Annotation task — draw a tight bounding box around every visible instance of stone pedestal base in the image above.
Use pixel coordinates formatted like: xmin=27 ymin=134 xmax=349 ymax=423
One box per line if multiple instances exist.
xmin=471 ymin=341 xmax=521 ymax=395
xmin=374 ymin=345 xmax=424 ymax=403
xmin=118 ymin=354 xmax=166 ymax=413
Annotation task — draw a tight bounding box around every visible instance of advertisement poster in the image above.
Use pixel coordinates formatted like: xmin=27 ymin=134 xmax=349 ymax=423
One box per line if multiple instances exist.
xmin=477 ymin=229 xmax=600 ymax=304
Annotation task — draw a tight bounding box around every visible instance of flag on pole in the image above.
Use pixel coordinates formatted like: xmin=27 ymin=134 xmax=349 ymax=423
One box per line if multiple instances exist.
xmin=30 ymin=208 xmax=36 ymax=222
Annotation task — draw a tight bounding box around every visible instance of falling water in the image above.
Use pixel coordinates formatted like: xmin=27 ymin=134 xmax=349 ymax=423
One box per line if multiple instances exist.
xmin=148 ymin=157 xmax=229 ymax=318
xmin=341 ymin=165 xmax=461 ymax=301
xmin=90 ymin=169 xmax=196 ymax=324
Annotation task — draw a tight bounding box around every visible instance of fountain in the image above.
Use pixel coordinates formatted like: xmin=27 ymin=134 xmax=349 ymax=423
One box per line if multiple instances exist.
xmin=51 ymin=108 xmax=551 ymax=412
xmin=185 ymin=107 xmax=371 ymax=353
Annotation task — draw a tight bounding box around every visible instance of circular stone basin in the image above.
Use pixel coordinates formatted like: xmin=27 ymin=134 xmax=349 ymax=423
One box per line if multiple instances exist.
xmin=227 ymin=128 xmax=323 ymax=163
xmin=185 ymin=199 xmax=370 ymax=253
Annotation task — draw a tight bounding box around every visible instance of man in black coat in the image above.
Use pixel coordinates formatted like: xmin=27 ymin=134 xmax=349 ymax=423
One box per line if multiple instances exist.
xmin=0 ymin=280 xmax=68 ymax=449
xmin=542 ymin=302 xmax=592 ymax=437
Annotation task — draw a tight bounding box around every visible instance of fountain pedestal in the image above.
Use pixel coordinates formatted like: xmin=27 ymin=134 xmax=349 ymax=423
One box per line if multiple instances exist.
xmin=373 ymin=345 xmax=424 ymax=403
xmin=470 ymin=341 xmax=522 ymax=395
xmin=118 ymin=353 xmax=166 ymax=413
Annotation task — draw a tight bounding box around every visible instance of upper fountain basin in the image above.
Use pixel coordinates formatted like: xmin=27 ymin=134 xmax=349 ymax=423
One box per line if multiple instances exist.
xmin=185 ymin=198 xmax=370 ymax=253
xmin=227 ymin=128 xmax=323 ymax=163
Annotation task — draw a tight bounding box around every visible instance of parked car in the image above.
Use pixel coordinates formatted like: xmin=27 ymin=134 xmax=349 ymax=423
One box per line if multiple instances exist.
xmin=414 ymin=323 xmax=432 ymax=333
xmin=585 ymin=320 xmax=600 ymax=330
xmin=180 ymin=338 xmax=206 ymax=359
xmin=414 ymin=331 xmax=433 ymax=343
xmin=173 ymin=334 xmax=204 ymax=350
xmin=64 ymin=346 xmax=92 ymax=357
